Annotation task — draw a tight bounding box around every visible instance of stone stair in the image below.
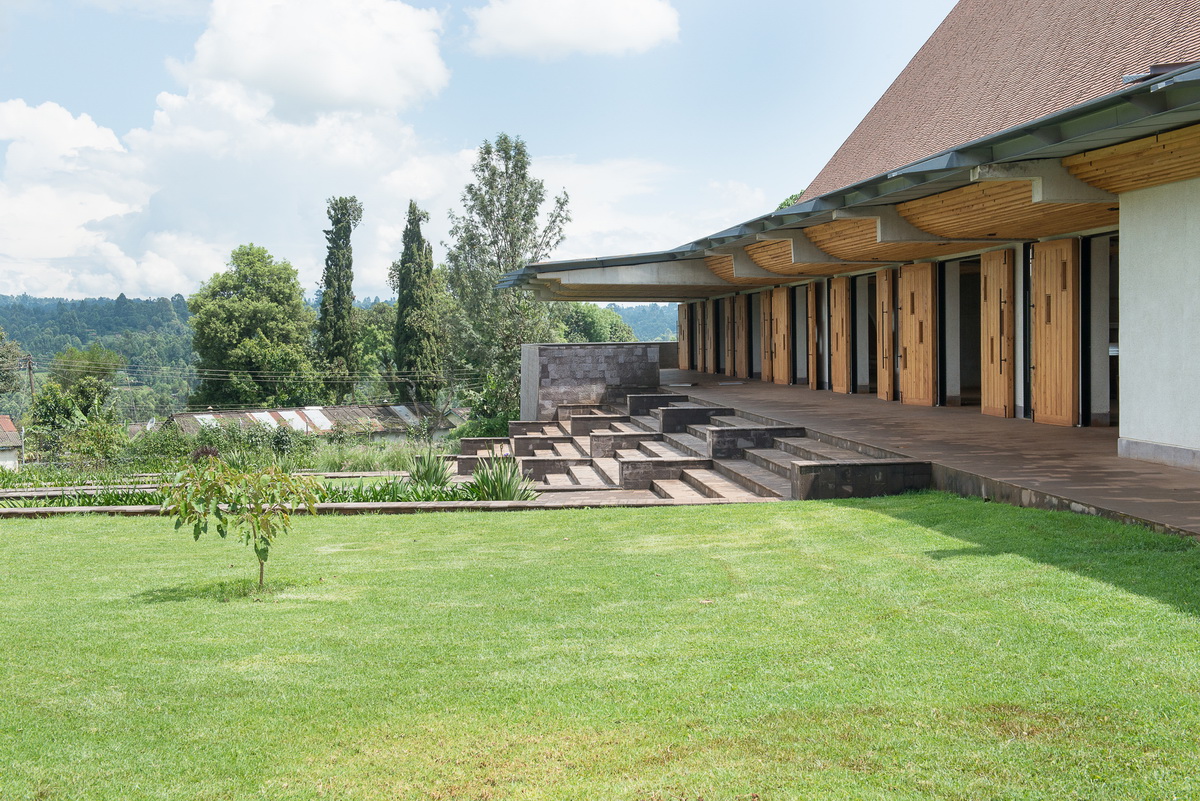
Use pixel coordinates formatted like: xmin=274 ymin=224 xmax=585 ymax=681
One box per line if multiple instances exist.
xmin=455 ymin=392 xmax=932 ymax=501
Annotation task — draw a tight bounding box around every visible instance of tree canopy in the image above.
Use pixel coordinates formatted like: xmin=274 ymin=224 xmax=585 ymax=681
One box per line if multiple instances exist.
xmin=389 ymin=200 xmax=442 ymax=403
xmin=188 ymin=245 xmax=323 ymax=409
xmin=444 ymin=133 xmax=570 ymax=414
xmin=317 ymin=196 xmax=363 ymax=401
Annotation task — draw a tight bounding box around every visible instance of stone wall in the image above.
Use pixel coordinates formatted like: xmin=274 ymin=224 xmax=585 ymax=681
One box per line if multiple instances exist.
xmin=520 ymin=342 xmax=674 ymax=421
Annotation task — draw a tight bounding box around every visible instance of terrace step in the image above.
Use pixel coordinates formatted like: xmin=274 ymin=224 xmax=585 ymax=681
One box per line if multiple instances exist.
xmin=708 ymin=415 xmax=753 ymax=428
xmin=638 ymin=440 xmax=691 ymax=459
xmin=533 ymin=448 xmax=554 ymax=458
xmin=592 ymin=458 xmax=620 ymax=486
xmin=569 ymin=464 xmax=611 ymax=488
xmin=629 ymin=415 xmax=659 ymax=432
xmin=712 ymin=459 xmax=792 ymax=498
xmin=774 ymin=436 xmax=878 ymax=462
xmin=662 ymin=432 xmax=709 ymax=458
xmin=744 ymin=448 xmax=812 ymax=479
xmin=650 ymin=479 xmax=707 ymax=501
xmin=680 ymin=468 xmax=764 ymax=500
xmin=609 ymin=421 xmax=641 ymax=433
xmin=552 ymin=441 xmax=587 ymax=458
xmin=686 ymin=423 xmax=717 ymax=439
xmin=543 ymin=472 xmax=574 ymax=488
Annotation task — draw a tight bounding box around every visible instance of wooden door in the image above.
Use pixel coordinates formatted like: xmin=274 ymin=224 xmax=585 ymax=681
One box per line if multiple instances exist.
xmin=771 ymin=287 xmax=793 ymax=385
xmin=980 ymin=250 xmax=1016 ymax=417
xmin=806 ymin=283 xmax=819 ymax=390
xmin=703 ymin=299 xmax=716 ymax=374
xmin=1030 ymin=239 xmax=1080 ymax=426
xmin=830 ymin=277 xmax=852 ymax=393
xmin=695 ymin=301 xmax=708 ymax=372
xmin=876 ymin=269 xmax=896 ymax=400
xmin=898 ymin=263 xmax=936 ymax=406
xmin=759 ymin=292 xmax=774 ymax=383
xmin=677 ymin=303 xmax=691 ymax=371
xmin=733 ymin=295 xmax=750 ymax=379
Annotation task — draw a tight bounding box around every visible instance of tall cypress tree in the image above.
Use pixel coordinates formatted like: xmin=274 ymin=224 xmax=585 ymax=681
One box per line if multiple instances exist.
xmin=317 ymin=196 xmax=363 ymax=402
xmin=389 ymin=200 xmax=441 ymax=403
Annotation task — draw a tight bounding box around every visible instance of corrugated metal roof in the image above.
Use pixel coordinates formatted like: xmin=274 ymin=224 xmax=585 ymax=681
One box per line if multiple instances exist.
xmin=167 ymin=404 xmax=447 ymax=436
xmin=0 ymin=415 xmax=20 ymax=449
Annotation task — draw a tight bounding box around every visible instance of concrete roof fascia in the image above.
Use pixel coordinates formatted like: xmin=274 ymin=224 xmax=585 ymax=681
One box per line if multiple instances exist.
xmin=507 ymin=63 xmax=1200 ymax=292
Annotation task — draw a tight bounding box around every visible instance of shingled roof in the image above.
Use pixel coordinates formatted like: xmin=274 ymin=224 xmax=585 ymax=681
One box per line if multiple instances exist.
xmin=0 ymin=415 xmax=21 ymax=449
xmin=804 ymin=0 xmax=1200 ymax=200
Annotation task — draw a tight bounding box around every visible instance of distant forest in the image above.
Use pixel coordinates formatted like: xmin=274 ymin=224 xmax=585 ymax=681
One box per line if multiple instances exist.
xmin=0 ymin=293 xmax=195 ymax=420
xmin=606 ymin=303 xmax=676 ymax=341
xmin=0 ymin=294 xmax=675 ymax=420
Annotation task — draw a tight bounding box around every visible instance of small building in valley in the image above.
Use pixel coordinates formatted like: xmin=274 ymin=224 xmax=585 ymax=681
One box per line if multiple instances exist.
xmin=0 ymin=415 xmax=22 ymax=470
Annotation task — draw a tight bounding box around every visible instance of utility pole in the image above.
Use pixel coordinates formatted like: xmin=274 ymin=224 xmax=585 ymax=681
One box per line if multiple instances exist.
xmin=22 ymin=356 xmax=33 ymax=397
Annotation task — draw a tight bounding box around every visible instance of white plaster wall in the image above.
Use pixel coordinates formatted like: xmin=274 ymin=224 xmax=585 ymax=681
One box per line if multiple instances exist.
xmin=0 ymin=449 xmax=18 ymax=471
xmin=1118 ymin=175 xmax=1200 ymax=467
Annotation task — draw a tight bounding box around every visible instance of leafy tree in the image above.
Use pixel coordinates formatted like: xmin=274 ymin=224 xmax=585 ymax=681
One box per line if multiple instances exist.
xmin=777 ymin=191 xmax=806 ymax=210
xmin=49 ymin=343 xmax=125 ymax=391
xmin=163 ymin=460 xmax=320 ymax=589
xmin=444 ymin=133 xmax=570 ymax=410
xmin=604 ymin=302 xmax=678 ymax=341
xmin=389 ymin=200 xmax=442 ymax=403
xmin=189 ymin=244 xmax=323 ymax=409
xmin=317 ymin=196 xmax=363 ymax=401
xmin=0 ymin=326 xmax=24 ymax=396
xmin=553 ymin=303 xmax=635 ymax=343
xmin=24 ymin=376 xmax=115 ymax=459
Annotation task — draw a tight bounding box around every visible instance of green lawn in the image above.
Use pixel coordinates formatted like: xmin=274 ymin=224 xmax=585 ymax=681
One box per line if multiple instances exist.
xmin=3 ymin=494 xmax=1200 ymax=799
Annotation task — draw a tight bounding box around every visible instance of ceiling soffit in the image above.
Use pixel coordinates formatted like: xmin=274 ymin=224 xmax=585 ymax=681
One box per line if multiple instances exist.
xmin=897 ymin=180 xmax=1119 ymax=239
xmin=1065 ymin=122 xmax=1200 ymax=194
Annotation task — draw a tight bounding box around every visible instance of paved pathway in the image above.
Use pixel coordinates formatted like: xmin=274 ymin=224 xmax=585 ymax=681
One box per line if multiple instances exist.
xmin=662 ymin=369 xmax=1200 ymax=536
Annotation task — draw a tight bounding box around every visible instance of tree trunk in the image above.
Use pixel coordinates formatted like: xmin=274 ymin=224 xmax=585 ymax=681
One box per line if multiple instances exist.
xmin=258 ymin=559 xmax=265 ymax=590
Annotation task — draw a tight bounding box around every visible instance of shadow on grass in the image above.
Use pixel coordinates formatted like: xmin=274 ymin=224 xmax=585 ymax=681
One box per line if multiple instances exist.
xmin=864 ymin=491 xmax=1200 ymax=617
xmin=133 ymin=577 xmax=302 ymax=603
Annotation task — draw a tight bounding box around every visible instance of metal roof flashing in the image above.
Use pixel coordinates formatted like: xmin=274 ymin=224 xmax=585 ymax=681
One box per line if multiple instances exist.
xmin=505 ymin=61 xmax=1200 ymax=293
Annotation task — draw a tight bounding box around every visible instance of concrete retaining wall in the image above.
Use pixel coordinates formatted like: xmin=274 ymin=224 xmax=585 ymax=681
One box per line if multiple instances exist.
xmin=520 ymin=343 xmax=669 ymax=421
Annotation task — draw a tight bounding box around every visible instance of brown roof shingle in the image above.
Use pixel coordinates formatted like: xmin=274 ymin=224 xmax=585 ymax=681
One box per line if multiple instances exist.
xmin=804 ymin=0 xmax=1200 ymax=200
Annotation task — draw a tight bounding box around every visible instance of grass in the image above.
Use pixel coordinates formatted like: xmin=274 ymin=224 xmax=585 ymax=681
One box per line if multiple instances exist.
xmin=3 ymin=493 xmax=1200 ymax=799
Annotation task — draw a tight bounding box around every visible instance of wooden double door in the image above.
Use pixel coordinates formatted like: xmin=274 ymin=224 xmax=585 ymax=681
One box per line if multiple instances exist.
xmin=760 ymin=287 xmax=793 ymax=385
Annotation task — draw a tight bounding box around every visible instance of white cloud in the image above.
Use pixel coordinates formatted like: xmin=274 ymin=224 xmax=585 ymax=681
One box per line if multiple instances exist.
xmin=171 ymin=0 xmax=449 ymax=117
xmin=468 ymin=0 xmax=679 ymax=58
xmin=535 ymin=156 xmax=768 ymax=261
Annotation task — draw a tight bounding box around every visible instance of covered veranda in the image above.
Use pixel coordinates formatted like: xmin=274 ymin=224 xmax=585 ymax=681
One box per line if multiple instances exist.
xmin=660 ymin=368 xmax=1200 ymax=537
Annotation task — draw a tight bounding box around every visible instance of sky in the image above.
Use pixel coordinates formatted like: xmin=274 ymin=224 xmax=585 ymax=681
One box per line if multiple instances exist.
xmin=0 ymin=0 xmax=959 ymax=301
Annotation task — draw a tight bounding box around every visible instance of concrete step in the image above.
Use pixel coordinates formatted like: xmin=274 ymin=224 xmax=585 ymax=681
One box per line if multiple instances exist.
xmin=638 ymin=440 xmax=691 ymax=459
xmin=774 ymin=436 xmax=878 ymax=462
xmin=552 ymin=440 xmax=587 ymax=458
xmin=610 ymin=421 xmax=641 ymax=433
xmin=686 ymin=423 xmax=717 ymax=439
xmin=650 ymin=479 xmax=707 ymax=500
xmin=615 ymin=448 xmax=643 ymax=461
xmin=591 ymin=458 xmax=620 ymax=485
xmin=533 ymin=448 xmax=554 ymax=458
xmin=629 ymin=415 xmax=659 ymax=432
xmin=569 ymin=464 xmax=611 ymax=488
xmin=680 ymin=468 xmax=764 ymax=500
xmin=663 ymin=432 xmax=708 ymax=458
xmin=712 ymin=459 xmax=792 ymax=498
xmin=743 ymin=448 xmax=813 ymax=479
xmin=708 ymin=415 xmax=752 ymax=428
xmin=543 ymin=472 xmax=574 ymax=488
